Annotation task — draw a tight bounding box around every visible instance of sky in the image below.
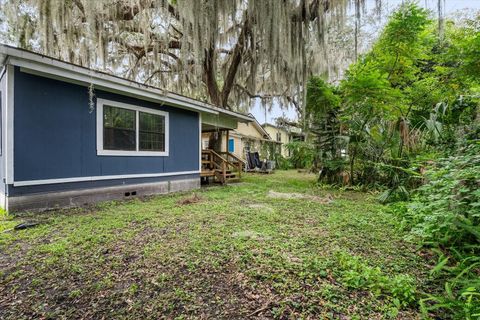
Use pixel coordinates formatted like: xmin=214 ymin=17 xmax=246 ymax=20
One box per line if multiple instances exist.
xmin=251 ymin=0 xmax=480 ymax=125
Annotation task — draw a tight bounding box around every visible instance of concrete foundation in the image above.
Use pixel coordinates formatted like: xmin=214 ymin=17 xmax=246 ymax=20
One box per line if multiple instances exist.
xmin=7 ymin=178 xmax=200 ymax=213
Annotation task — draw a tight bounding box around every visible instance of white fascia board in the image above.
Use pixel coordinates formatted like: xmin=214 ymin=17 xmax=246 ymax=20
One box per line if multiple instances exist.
xmin=213 ymin=108 xmax=255 ymax=122
xmin=0 ymin=45 xmax=254 ymax=121
xmin=5 ymin=54 xmax=217 ymax=115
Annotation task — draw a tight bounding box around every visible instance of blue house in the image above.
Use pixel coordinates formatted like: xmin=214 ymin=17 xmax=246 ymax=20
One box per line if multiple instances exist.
xmin=0 ymin=45 xmax=252 ymax=212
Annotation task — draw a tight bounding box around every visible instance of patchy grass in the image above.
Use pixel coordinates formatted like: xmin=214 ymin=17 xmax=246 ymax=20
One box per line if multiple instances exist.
xmin=0 ymin=171 xmax=434 ymax=319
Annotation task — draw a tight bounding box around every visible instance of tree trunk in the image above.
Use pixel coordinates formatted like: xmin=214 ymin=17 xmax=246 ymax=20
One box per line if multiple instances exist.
xmin=203 ymin=46 xmax=221 ymax=107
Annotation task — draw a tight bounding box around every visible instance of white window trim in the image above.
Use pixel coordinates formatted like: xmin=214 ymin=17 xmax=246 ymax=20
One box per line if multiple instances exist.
xmin=96 ymin=98 xmax=169 ymax=156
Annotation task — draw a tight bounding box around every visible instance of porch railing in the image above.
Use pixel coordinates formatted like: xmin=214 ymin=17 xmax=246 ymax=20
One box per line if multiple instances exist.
xmin=201 ymin=149 xmax=244 ymax=184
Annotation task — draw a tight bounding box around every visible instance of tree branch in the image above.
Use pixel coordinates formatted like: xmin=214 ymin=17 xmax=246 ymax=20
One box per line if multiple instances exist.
xmin=219 ymin=16 xmax=250 ymax=107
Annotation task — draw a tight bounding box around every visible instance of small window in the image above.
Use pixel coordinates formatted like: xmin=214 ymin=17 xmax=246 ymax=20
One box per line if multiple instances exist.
xmin=97 ymin=99 xmax=169 ymax=156
xmin=276 ymin=132 xmax=281 ymax=142
xmin=228 ymin=138 xmax=234 ymax=153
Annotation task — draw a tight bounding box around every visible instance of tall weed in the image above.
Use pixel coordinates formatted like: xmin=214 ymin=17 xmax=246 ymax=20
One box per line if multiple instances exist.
xmin=392 ymin=142 xmax=480 ymax=319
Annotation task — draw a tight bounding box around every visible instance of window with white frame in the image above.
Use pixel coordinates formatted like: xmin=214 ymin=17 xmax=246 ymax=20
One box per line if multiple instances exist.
xmin=97 ymin=99 xmax=169 ymax=156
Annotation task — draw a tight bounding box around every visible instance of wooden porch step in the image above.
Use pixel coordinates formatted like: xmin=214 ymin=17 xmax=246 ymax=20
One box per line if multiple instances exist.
xmin=201 ymin=170 xmax=216 ymax=177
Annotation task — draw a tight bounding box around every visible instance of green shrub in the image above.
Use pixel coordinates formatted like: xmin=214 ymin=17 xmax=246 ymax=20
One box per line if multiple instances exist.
xmin=336 ymin=251 xmax=417 ymax=308
xmin=389 ymin=274 xmax=417 ymax=307
xmin=407 ymin=145 xmax=480 ymax=247
xmin=392 ymin=141 xmax=480 ymax=319
xmin=275 ymin=154 xmax=293 ymax=170
xmin=284 ymin=141 xmax=315 ymax=169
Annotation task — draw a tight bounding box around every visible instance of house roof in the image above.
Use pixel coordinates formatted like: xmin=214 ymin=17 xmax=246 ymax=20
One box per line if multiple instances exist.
xmin=0 ymin=44 xmax=253 ymax=122
xmin=230 ymin=131 xmax=282 ymax=144
xmin=262 ymin=122 xmax=287 ymax=131
xmin=247 ymin=114 xmax=272 ymax=139
xmin=262 ymin=121 xmax=304 ymax=135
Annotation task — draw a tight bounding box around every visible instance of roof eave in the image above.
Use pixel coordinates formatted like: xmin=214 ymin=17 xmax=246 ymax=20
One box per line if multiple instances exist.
xmin=0 ymin=45 xmax=248 ymax=117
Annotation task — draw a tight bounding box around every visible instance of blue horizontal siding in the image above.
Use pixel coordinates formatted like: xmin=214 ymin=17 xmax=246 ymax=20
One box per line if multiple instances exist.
xmin=13 ymin=67 xmax=200 ymax=184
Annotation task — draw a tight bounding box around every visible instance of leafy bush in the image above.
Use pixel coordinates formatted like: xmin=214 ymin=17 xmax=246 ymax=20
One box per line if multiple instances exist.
xmin=392 ymin=141 xmax=480 ymax=319
xmin=274 ymin=154 xmax=293 ymax=170
xmin=336 ymin=251 xmax=417 ymax=308
xmin=284 ymin=141 xmax=315 ymax=169
xmin=408 ymin=147 xmax=480 ymax=247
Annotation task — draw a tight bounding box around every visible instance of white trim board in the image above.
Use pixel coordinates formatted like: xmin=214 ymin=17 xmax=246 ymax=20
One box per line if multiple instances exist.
xmin=96 ymin=98 xmax=170 ymax=157
xmin=198 ymin=112 xmax=202 ymax=172
xmin=0 ymin=44 xmax=253 ymax=122
xmin=13 ymin=170 xmax=201 ymax=187
xmin=5 ymin=64 xmax=14 ymax=185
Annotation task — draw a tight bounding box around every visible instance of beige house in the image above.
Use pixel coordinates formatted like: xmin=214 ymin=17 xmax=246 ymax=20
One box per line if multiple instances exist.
xmin=262 ymin=122 xmax=306 ymax=158
xmin=262 ymin=123 xmax=291 ymax=158
xmin=202 ymin=114 xmax=280 ymax=161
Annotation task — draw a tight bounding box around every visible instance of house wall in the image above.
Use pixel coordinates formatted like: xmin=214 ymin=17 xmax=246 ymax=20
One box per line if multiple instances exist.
xmin=263 ymin=125 xmax=290 ymax=157
xmin=202 ymin=130 xmax=261 ymax=161
xmin=228 ymin=122 xmax=265 ymax=160
xmin=235 ymin=122 xmax=264 ymax=139
xmin=6 ymin=67 xmax=200 ymax=209
xmin=229 ymin=134 xmax=244 ymax=159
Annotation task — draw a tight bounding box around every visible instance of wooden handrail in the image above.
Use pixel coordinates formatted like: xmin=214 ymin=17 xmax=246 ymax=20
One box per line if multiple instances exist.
xmin=202 ymin=149 xmax=243 ymax=182
xmin=218 ymin=152 xmax=244 ymax=164
xmin=217 ymin=151 xmax=244 ymax=177
xmin=208 ymin=149 xmax=229 ymax=163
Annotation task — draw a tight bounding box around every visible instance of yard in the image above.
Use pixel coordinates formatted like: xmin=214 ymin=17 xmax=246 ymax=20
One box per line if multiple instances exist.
xmin=0 ymin=171 xmax=434 ymax=319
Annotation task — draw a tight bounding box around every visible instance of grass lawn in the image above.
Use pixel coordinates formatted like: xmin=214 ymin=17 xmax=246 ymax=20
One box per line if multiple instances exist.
xmin=0 ymin=171 xmax=435 ymax=319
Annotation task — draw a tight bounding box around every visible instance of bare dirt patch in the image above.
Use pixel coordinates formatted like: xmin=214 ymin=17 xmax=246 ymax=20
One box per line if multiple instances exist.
xmin=246 ymin=203 xmax=275 ymax=212
xmin=231 ymin=230 xmax=272 ymax=241
xmin=267 ymin=190 xmax=334 ymax=204
xmin=176 ymin=193 xmax=202 ymax=205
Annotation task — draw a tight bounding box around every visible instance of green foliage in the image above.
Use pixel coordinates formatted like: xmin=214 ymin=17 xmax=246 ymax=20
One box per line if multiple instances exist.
xmin=341 ymin=62 xmax=400 ymax=116
xmin=259 ymin=141 xmax=278 ymax=161
xmin=444 ymin=16 xmax=480 ymax=82
xmin=306 ymin=76 xmax=340 ymax=115
xmin=392 ymin=141 xmax=480 ymax=319
xmin=307 ymin=4 xmax=479 ymax=318
xmin=0 ymin=207 xmax=8 ymax=219
xmin=283 ymin=141 xmax=315 ymax=169
xmin=309 ymin=2 xmax=479 ymax=199
xmin=382 ymin=2 xmax=430 ymax=49
xmin=336 ymin=251 xmax=417 ymax=308
xmin=406 ymin=143 xmax=480 ymax=247
xmin=274 ymin=154 xmax=293 ymax=170
xmin=305 ymin=77 xmax=348 ymax=183
xmin=333 ymin=2 xmax=437 ymax=192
